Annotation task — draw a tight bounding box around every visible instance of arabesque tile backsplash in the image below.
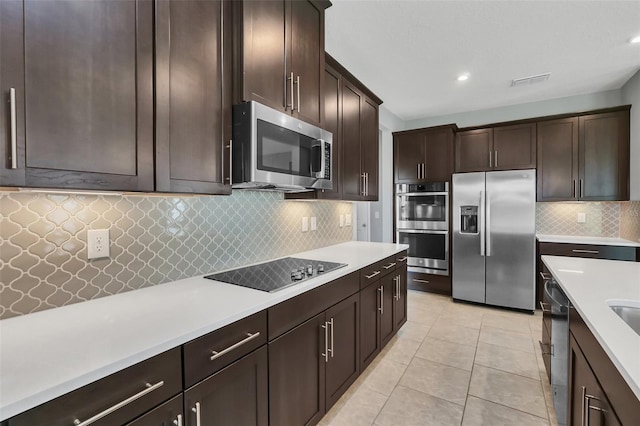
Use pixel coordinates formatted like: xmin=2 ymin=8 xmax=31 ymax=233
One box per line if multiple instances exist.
xmin=0 ymin=191 xmax=353 ymax=320
xmin=536 ymin=201 xmax=640 ymax=242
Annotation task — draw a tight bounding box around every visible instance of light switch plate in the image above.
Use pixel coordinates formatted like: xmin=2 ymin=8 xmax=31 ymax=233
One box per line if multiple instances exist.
xmin=310 ymin=216 xmax=317 ymax=231
xmin=577 ymin=212 xmax=586 ymax=223
xmin=345 ymin=213 xmax=352 ymax=226
xmin=339 ymin=214 xmax=344 ymax=227
xmin=302 ymin=217 xmax=309 ymax=232
xmin=87 ymin=229 xmax=110 ymax=259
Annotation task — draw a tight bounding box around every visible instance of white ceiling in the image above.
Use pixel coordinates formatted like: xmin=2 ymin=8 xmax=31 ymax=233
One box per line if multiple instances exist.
xmin=325 ymin=0 xmax=640 ymax=121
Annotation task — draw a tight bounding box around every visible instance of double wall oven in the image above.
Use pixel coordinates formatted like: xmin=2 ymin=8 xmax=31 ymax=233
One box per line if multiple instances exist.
xmin=395 ymin=182 xmax=449 ymax=276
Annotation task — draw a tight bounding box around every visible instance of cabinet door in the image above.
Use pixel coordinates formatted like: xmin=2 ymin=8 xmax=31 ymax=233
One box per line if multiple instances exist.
xmin=318 ymin=64 xmax=341 ymax=199
xmin=492 ymin=123 xmax=536 ymax=170
xmin=126 ymin=394 xmax=183 ymax=426
xmin=424 ymin=128 xmax=454 ymax=182
xmin=579 ymin=111 xmax=630 ymax=201
xmin=238 ymin=0 xmax=287 ymax=112
xmin=185 ymin=346 xmax=268 ymax=426
xmin=569 ymin=335 xmax=621 ymax=426
xmin=537 ymin=117 xmax=579 ymax=201
xmin=155 ymin=0 xmax=231 ymax=194
xmin=325 ymin=293 xmax=360 ymax=410
xmin=380 ymin=274 xmax=396 ymax=347
xmin=1 ymin=0 xmax=154 ymax=191
xmin=393 ymin=267 xmax=408 ymax=332
xmin=394 ymin=132 xmax=425 ymax=183
xmin=361 ymin=97 xmax=379 ymax=201
xmin=341 ymin=80 xmax=363 ymax=200
xmin=455 ymin=128 xmax=493 ymax=173
xmin=289 ymin=0 xmax=323 ymax=126
xmin=359 ymin=281 xmax=381 ymax=370
xmin=269 ymin=313 xmax=326 ymax=426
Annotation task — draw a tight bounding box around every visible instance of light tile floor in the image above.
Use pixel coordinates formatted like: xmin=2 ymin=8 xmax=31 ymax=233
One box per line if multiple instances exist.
xmin=318 ymin=290 xmax=559 ymax=426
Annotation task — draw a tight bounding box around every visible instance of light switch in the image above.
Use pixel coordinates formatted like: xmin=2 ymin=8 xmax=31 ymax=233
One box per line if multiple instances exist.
xmin=345 ymin=213 xmax=352 ymax=226
xmin=302 ymin=217 xmax=309 ymax=232
xmin=339 ymin=214 xmax=344 ymax=227
xmin=310 ymin=216 xmax=317 ymax=231
xmin=577 ymin=212 xmax=586 ymax=223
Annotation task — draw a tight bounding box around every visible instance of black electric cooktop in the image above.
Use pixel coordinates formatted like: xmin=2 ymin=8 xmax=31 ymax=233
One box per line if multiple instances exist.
xmin=204 ymin=257 xmax=347 ymax=293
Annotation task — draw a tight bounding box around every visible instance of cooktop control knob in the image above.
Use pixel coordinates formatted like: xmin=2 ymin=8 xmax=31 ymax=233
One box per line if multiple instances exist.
xmin=306 ymin=265 xmax=313 ymax=275
xmin=317 ymin=264 xmax=324 ymax=273
xmin=291 ymin=270 xmax=303 ymax=280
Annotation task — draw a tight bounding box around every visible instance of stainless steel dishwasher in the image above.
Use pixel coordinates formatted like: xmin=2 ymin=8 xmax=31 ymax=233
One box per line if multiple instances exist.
xmin=541 ymin=272 xmax=570 ymax=426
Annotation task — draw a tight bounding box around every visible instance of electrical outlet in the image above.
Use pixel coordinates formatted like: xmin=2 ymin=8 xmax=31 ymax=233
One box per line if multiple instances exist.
xmin=87 ymin=229 xmax=110 ymax=259
xmin=310 ymin=216 xmax=317 ymax=231
xmin=339 ymin=214 xmax=344 ymax=227
xmin=577 ymin=212 xmax=586 ymax=223
xmin=302 ymin=217 xmax=309 ymax=232
xmin=345 ymin=213 xmax=352 ymax=226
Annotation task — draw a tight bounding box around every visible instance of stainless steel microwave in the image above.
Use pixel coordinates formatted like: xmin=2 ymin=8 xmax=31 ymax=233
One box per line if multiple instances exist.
xmin=232 ymin=101 xmax=333 ymax=191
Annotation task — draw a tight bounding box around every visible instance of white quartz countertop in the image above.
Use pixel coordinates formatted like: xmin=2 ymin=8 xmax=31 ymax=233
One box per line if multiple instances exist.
xmin=537 ymin=234 xmax=640 ymax=247
xmin=0 ymin=241 xmax=408 ymax=421
xmin=541 ymin=255 xmax=640 ymax=401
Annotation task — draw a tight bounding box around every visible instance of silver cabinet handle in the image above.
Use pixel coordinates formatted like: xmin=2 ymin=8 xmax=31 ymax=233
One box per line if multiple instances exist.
xmin=413 ymin=278 xmax=429 ymax=284
xmin=573 ymin=179 xmax=577 ymax=198
xmin=378 ymin=286 xmax=384 ymax=314
xmin=225 ymin=139 xmax=232 ymax=182
xmin=329 ymin=317 xmax=334 ymax=358
xmin=173 ymin=414 xmax=183 ymax=426
xmin=538 ymin=340 xmax=553 ymax=356
xmin=489 ymin=150 xmax=492 ymax=168
xmin=191 ymin=402 xmax=201 ymax=426
xmin=296 ymin=75 xmax=300 ymax=113
xmin=287 ymin=72 xmax=294 ymax=111
xmin=383 ymin=262 xmax=396 ymax=270
xmin=9 ymin=88 xmax=17 ymax=169
xmin=539 ymin=272 xmax=552 ymax=281
xmin=417 ymin=163 xmax=421 ymax=179
xmin=210 ymin=331 xmax=261 ymax=361
xmin=494 ymin=150 xmax=498 ymax=168
xmin=572 ymin=249 xmax=599 ymax=255
xmin=321 ymin=321 xmax=329 ymax=363
xmin=365 ymin=270 xmax=380 ymax=279
xmin=364 ymin=172 xmax=369 ymax=196
xmin=584 ymin=392 xmax=603 ymax=426
xmin=361 ymin=173 xmax=366 ymax=196
xmin=581 ymin=386 xmax=587 ymax=426
xmin=394 ymin=276 xmax=400 ymax=301
xmin=72 ymin=381 xmax=164 ymax=426
xmin=580 ymin=179 xmax=584 ymax=198
xmin=396 ymin=256 xmax=407 ymax=262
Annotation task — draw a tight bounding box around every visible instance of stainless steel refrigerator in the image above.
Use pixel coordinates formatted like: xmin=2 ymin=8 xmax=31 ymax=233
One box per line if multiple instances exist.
xmin=452 ymin=169 xmax=536 ymax=311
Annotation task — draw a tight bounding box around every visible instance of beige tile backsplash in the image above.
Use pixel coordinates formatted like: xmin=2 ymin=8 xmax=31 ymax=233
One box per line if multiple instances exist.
xmin=0 ymin=191 xmax=353 ymax=319
xmin=536 ymin=201 xmax=640 ymax=242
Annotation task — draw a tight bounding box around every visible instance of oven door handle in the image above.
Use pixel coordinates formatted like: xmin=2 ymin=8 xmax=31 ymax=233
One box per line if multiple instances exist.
xmin=397 ymin=229 xmax=448 ymax=235
xmin=396 ymin=192 xmax=449 ymax=197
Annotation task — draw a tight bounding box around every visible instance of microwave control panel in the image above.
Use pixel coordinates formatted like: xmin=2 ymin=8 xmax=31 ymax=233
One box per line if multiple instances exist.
xmin=323 ymin=144 xmax=331 ymax=180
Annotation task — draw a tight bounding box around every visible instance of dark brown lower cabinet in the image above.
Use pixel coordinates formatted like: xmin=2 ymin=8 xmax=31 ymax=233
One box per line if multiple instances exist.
xmin=568 ymin=335 xmax=621 ymax=426
xmin=126 ymin=394 xmax=183 ymax=426
xmin=379 ymin=273 xmax=396 ymax=347
xmin=185 ymin=346 xmax=268 ymax=426
xmin=407 ymin=271 xmax=451 ymax=295
xmin=392 ymin=266 xmax=408 ymax=331
xmin=269 ymin=313 xmax=326 ymax=426
xmin=360 ymin=279 xmax=382 ymax=370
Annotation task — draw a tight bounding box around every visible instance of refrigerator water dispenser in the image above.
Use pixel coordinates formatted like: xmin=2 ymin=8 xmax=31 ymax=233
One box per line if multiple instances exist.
xmin=460 ymin=206 xmax=478 ymax=234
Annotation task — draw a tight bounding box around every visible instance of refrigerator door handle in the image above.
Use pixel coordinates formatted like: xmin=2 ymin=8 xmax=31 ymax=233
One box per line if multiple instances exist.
xmin=485 ymin=190 xmax=491 ymax=256
xmin=479 ymin=191 xmax=485 ymax=256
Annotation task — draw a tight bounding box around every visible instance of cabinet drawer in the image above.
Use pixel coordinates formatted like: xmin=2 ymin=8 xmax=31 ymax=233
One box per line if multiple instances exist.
xmin=539 ymin=242 xmax=636 ymax=261
xmin=360 ymin=261 xmax=383 ymax=288
xmin=268 ymin=271 xmax=359 ymax=341
xmin=8 ymin=348 xmax=182 ymax=426
xmin=184 ymin=310 xmax=267 ymax=388
xmin=407 ymin=271 xmax=451 ymax=295
xmin=126 ymin=394 xmax=183 ymax=426
xmin=379 ymin=254 xmax=400 ymax=278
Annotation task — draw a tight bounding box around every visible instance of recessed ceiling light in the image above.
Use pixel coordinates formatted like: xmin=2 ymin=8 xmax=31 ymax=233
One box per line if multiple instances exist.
xmin=631 ymin=35 xmax=640 ymax=44
xmin=457 ymin=74 xmax=469 ymax=81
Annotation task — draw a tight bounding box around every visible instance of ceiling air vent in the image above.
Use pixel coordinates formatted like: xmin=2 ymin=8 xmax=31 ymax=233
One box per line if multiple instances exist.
xmin=511 ymin=73 xmax=551 ymax=87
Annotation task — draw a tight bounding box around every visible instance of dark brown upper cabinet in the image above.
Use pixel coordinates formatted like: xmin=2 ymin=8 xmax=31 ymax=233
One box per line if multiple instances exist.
xmin=317 ymin=63 xmax=342 ymax=200
xmin=234 ymin=0 xmax=330 ymax=128
xmin=155 ymin=0 xmax=232 ymax=195
xmin=0 ymin=0 xmax=154 ymax=191
xmin=537 ymin=108 xmax=630 ymax=201
xmin=394 ymin=125 xmax=455 ymax=183
xmin=455 ymin=123 xmax=536 ymax=173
